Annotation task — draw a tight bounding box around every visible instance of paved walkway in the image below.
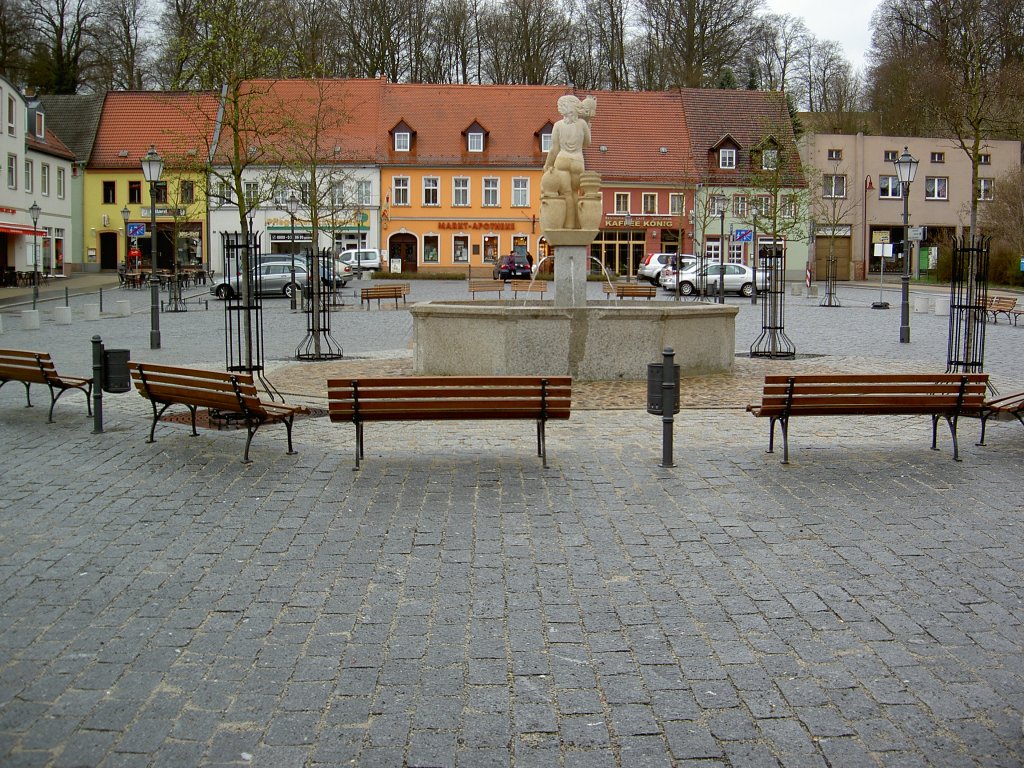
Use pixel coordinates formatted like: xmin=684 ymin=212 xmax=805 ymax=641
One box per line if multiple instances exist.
xmin=1 ymin=279 xmax=1023 ymax=767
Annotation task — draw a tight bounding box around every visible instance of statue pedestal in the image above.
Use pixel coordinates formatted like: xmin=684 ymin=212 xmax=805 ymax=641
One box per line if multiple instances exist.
xmin=547 ymin=229 xmax=597 ymax=308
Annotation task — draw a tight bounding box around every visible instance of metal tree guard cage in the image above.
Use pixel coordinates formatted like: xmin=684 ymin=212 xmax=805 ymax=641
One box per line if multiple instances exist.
xmin=296 ymin=247 xmax=344 ymax=361
xmin=820 ymin=237 xmax=841 ymax=307
xmin=750 ymin=245 xmax=796 ymax=358
xmin=947 ymin=236 xmax=989 ymax=376
xmin=221 ymin=231 xmax=281 ymax=400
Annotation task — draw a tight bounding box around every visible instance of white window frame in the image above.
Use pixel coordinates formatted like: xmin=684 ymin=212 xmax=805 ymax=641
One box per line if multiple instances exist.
xmin=729 ymin=242 xmax=743 ymax=264
xmin=978 ymin=178 xmax=994 ymax=201
xmin=423 ymin=176 xmax=440 ymax=206
xmin=879 ymin=175 xmax=902 ymax=199
xmin=24 ymin=158 xmax=32 ymax=193
xmin=614 ymin=192 xmax=630 ymax=213
xmin=35 ymin=111 xmax=44 ymax=138
xmin=512 ymin=177 xmax=529 ymax=207
xmin=733 ymin=195 xmax=748 ymax=217
xmin=930 ymin=152 xmax=945 ymax=163
xmin=452 ymin=177 xmax=470 ymax=207
xmin=705 ymin=240 xmax=722 ymax=261
xmin=6 ymin=96 xmax=14 ymax=136
xmin=541 ymin=132 xmax=552 ymax=153
xmin=642 ymin=193 xmax=657 ymax=214
xmin=669 ymin=193 xmax=684 ymax=216
xmin=244 ymin=181 xmax=259 ymax=208
xmin=356 ymin=180 xmax=372 ymax=206
xmin=823 ymin=174 xmax=847 ymax=198
xmin=827 ymin=149 xmax=842 ymax=161
xmin=394 ymin=132 xmax=410 ymax=152
xmin=925 ymin=176 xmax=948 ymax=201
xmin=217 ymin=181 xmax=233 ymax=206
xmin=884 ymin=150 xmax=898 ymax=162
xmin=979 ymin=154 xmax=991 ymax=165
xmin=468 ymin=132 xmax=484 ymax=153
xmin=719 ymin=148 xmax=736 ymax=169
xmin=7 ymin=153 xmax=16 ymax=189
xmin=42 ymin=164 xmax=51 ymax=196
xmin=482 ymin=177 xmax=499 ymax=207
xmin=393 ymin=176 xmax=410 ymax=206
xmin=56 ymin=167 xmax=65 ymax=199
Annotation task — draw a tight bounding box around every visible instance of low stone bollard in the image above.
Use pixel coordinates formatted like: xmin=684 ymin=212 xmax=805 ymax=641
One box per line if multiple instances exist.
xmin=22 ymin=309 xmax=40 ymax=330
xmin=116 ymin=300 xmax=131 ymax=317
xmin=913 ymin=296 xmax=930 ymax=313
xmin=934 ymin=295 xmax=950 ymax=316
xmin=84 ymin=303 xmax=100 ymax=321
xmin=806 ymin=285 xmax=819 ymax=298
xmin=54 ymin=306 xmax=72 ymax=325
xmin=0 ymin=314 xmax=4 ymax=333
xmin=790 ymin=284 xmax=802 ymax=296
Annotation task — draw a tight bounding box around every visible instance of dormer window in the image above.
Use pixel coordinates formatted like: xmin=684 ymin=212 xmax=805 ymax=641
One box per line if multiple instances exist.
xmin=541 ymin=132 xmax=552 ymax=152
xmin=468 ymin=132 xmax=483 ymax=152
xmin=34 ymin=111 xmax=44 ymax=138
xmin=762 ymin=149 xmax=778 ymax=171
xmin=719 ymin=148 xmax=736 ymax=169
xmin=394 ymin=131 xmax=410 ymax=152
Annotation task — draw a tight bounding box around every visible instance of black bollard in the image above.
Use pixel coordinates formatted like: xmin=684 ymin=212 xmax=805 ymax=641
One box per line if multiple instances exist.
xmin=91 ymin=335 xmax=104 ymax=433
xmin=660 ymin=347 xmax=676 ymax=468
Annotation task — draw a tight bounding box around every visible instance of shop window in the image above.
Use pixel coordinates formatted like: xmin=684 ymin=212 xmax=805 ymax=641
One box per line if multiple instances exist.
xmin=483 ymin=235 xmax=498 ymax=262
xmin=423 ymin=235 xmax=439 ymax=263
xmin=453 ymin=235 xmax=469 ymax=263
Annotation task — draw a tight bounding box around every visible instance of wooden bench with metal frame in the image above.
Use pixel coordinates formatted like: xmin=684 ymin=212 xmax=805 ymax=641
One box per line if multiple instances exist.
xmin=976 ymin=389 xmax=1024 ymax=446
xmin=360 ymin=282 xmax=410 ymax=309
xmin=327 ymin=375 xmax=572 ymax=469
xmin=746 ymin=372 xmax=988 ymax=464
xmin=129 ymin=362 xmax=308 ymax=463
xmin=468 ymin=279 xmax=506 ymax=298
xmin=602 ymin=283 xmax=658 ymax=299
xmin=985 ymin=295 xmax=1017 ymax=324
xmin=509 ymin=279 xmax=548 ymax=299
xmin=0 ymin=348 xmax=93 ymax=422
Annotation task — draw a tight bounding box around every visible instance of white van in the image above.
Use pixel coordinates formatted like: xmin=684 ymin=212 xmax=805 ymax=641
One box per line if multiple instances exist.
xmin=336 ymin=249 xmax=382 ymax=273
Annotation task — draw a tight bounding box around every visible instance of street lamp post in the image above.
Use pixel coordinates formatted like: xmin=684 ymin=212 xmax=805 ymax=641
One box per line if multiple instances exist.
xmin=893 ymin=147 xmax=919 ymax=343
xmin=29 ymin=201 xmax=41 ymax=309
xmin=716 ymin=195 xmax=726 ymax=304
xmin=285 ymin=191 xmax=299 ymax=311
xmin=751 ymin=206 xmax=759 ymax=305
xmin=141 ymin=145 xmax=164 ymax=350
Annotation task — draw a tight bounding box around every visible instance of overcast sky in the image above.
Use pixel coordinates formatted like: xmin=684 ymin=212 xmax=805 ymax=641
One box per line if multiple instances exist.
xmin=766 ymin=0 xmax=881 ymax=72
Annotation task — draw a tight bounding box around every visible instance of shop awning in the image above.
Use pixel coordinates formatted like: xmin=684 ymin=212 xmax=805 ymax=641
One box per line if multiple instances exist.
xmin=0 ymin=221 xmax=45 ymax=236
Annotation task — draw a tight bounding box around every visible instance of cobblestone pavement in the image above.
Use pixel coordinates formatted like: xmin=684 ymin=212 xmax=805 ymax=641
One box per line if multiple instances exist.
xmin=1 ymin=277 xmax=1023 ymax=767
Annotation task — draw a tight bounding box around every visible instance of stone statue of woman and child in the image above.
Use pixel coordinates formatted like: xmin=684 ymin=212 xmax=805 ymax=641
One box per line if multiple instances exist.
xmin=540 ymin=94 xmax=602 ymax=238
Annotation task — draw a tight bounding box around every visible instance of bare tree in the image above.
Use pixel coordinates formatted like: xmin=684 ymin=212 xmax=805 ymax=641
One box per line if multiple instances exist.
xmin=748 ymin=13 xmax=809 ymax=95
xmin=979 ymin=166 xmax=1024 ymax=259
xmin=91 ymin=0 xmax=150 ymax=89
xmin=24 ymin=0 xmax=97 ymax=93
xmin=0 ymin=0 xmax=33 ymax=82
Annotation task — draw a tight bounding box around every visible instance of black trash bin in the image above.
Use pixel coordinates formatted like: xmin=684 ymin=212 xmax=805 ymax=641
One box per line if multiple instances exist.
xmin=102 ymin=349 xmax=131 ymax=393
xmin=646 ymin=362 xmax=680 ymax=415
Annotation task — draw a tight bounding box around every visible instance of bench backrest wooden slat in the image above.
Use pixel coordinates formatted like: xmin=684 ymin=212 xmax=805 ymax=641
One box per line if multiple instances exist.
xmin=327 ymin=376 xmax=572 ymax=421
xmin=468 ymin=279 xmax=505 ymax=292
xmin=0 ymin=349 xmax=58 ymax=384
xmin=509 ymin=280 xmax=546 ymax=292
xmin=361 ymin=283 xmax=409 ymax=297
xmin=754 ymin=373 xmax=987 ymax=416
xmin=129 ymin=362 xmax=268 ymax=416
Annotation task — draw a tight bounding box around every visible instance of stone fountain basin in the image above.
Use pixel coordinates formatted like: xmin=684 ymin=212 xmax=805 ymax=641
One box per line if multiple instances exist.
xmin=410 ymin=300 xmax=738 ymax=382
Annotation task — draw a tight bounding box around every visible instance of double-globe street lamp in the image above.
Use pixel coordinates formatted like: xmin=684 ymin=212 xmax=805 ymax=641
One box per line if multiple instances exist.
xmin=29 ymin=200 xmax=41 ymax=309
xmin=285 ymin=191 xmax=300 ymax=311
xmin=141 ymin=145 xmax=164 ymax=349
xmin=893 ymin=146 xmax=919 ymax=344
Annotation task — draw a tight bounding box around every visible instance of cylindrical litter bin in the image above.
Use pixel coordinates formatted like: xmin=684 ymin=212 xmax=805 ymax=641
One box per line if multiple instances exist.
xmin=102 ymin=349 xmax=132 ymax=393
xmin=646 ymin=363 xmax=680 ymax=415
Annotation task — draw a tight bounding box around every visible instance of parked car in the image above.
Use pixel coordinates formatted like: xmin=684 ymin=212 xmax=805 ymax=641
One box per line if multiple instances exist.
xmin=493 ymin=253 xmax=533 ymax=280
xmin=337 ymin=249 xmax=382 ymax=273
xmin=638 ymin=253 xmax=695 ymax=286
xmin=661 ymin=262 xmax=767 ymax=297
xmin=259 ymin=255 xmax=353 ymax=288
xmin=212 ymin=261 xmax=322 ymax=300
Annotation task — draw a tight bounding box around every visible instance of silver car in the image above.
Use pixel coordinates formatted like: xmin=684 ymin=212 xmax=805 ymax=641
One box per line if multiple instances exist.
xmin=638 ymin=253 xmax=695 ymax=285
xmin=211 ymin=261 xmax=312 ymax=300
xmin=661 ymin=262 xmax=767 ymax=297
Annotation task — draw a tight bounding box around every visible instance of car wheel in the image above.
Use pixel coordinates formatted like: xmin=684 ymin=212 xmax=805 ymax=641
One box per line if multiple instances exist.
xmin=215 ymin=284 xmax=233 ymax=300
xmin=650 ymin=271 xmax=661 ymax=285
xmin=680 ymin=281 xmax=695 ymax=296
xmin=740 ymin=282 xmax=753 ymax=297
xmin=283 ymin=282 xmax=298 ymax=298
xmin=339 ymin=280 xmax=349 ymax=288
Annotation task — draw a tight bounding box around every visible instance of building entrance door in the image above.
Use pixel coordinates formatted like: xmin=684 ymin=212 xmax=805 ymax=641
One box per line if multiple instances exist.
xmin=389 ymin=234 xmax=417 ymax=273
xmin=99 ymin=232 xmax=119 ymax=270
